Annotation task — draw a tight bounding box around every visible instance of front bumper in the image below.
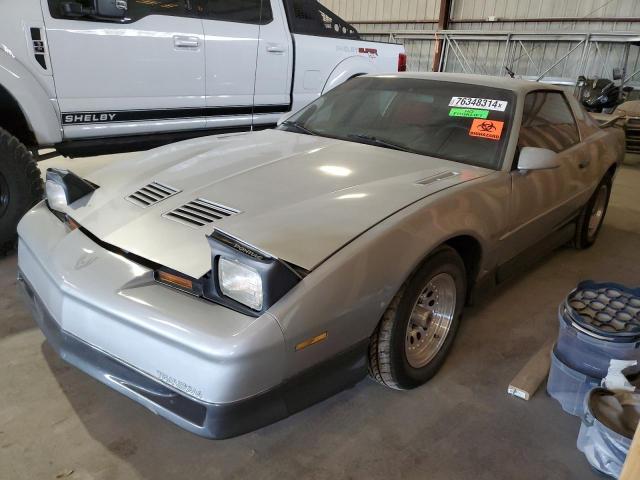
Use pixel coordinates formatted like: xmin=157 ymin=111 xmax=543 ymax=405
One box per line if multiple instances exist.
xmin=18 ymin=273 xmax=289 ymax=439
xmin=16 ymin=202 xmax=290 ymax=438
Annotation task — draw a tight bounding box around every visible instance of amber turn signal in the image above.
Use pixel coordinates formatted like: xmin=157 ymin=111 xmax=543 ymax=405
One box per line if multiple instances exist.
xmin=295 ymin=332 xmax=328 ymax=351
xmin=157 ymin=271 xmax=194 ymax=291
xmin=66 ymin=216 xmax=80 ymax=231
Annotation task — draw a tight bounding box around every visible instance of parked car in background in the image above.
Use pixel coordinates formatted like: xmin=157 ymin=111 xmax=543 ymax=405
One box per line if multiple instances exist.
xmin=0 ymin=0 xmax=405 ymax=253
xmin=18 ymin=73 xmax=624 ymax=439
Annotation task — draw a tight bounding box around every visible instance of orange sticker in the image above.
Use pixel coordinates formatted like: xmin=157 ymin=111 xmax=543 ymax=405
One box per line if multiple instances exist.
xmin=468 ymin=119 xmax=505 ymax=141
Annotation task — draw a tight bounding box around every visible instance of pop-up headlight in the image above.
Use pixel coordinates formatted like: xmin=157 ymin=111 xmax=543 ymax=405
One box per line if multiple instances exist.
xmin=205 ymin=230 xmax=305 ymax=316
xmin=45 ymin=168 xmax=97 ymax=212
xmin=219 ymin=258 xmax=264 ymax=311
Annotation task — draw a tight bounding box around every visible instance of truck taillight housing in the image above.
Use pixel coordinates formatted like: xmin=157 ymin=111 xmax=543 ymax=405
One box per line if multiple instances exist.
xmin=398 ymin=53 xmax=407 ymax=72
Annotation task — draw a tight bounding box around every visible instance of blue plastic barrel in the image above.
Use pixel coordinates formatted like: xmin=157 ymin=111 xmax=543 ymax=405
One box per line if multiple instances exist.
xmin=548 ymin=281 xmax=640 ymax=416
xmin=555 ymin=281 xmax=640 ymax=379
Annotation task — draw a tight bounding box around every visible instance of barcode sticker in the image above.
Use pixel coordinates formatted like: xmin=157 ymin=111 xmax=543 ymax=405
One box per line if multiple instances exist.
xmin=449 ymin=97 xmax=508 ymax=111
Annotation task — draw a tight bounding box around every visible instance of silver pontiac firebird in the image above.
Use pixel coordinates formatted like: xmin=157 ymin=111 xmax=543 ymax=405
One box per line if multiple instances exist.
xmin=18 ymin=73 xmax=624 ymax=438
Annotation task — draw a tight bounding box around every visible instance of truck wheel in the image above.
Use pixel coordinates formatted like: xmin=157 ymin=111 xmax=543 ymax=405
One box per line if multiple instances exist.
xmin=368 ymin=246 xmax=467 ymax=390
xmin=574 ymin=175 xmax=612 ymax=250
xmin=0 ymin=128 xmax=43 ymax=255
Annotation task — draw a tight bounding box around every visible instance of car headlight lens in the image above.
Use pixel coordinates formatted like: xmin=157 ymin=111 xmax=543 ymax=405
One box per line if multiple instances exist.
xmin=45 ymin=176 xmax=69 ymax=212
xmin=218 ymin=258 xmax=263 ymax=311
xmin=45 ymin=168 xmax=98 ymax=212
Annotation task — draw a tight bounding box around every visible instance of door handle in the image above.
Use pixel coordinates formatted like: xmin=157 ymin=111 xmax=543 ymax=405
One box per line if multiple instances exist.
xmin=266 ymin=44 xmax=286 ymax=54
xmin=174 ymin=36 xmax=199 ymax=49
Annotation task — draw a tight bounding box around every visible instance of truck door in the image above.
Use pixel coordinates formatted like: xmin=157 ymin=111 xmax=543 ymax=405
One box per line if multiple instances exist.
xmin=42 ymin=0 xmax=206 ymax=140
xmin=200 ymin=1 xmax=288 ymax=131
xmin=253 ymin=0 xmax=293 ymax=127
xmin=501 ymin=91 xmax=590 ymax=264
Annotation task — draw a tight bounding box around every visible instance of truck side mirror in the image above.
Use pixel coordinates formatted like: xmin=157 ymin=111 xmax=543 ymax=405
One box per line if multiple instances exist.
xmin=95 ymin=0 xmax=128 ymax=19
xmin=517 ymin=147 xmax=560 ymax=171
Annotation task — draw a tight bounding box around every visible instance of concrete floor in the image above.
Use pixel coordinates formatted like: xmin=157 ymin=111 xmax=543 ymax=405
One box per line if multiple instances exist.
xmin=2 ymin=161 xmax=640 ymax=480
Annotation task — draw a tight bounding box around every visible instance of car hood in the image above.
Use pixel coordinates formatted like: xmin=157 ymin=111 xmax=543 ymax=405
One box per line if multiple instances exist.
xmin=71 ymin=129 xmax=491 ymax=277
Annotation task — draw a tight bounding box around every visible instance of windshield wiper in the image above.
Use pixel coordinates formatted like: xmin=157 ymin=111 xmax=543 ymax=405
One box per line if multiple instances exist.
xmin=281 ymin=121 xmax=317 ymax=136
xmin=347 ymin=133 xmax=413 ymax=153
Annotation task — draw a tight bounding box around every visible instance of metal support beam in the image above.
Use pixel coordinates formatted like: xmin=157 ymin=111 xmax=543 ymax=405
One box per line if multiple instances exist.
xmin=432 ymin=0 xmax=452 ymax=72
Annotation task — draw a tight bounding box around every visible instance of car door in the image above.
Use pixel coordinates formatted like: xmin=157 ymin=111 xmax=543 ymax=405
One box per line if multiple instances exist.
xmin=501 ymin=90 xmax=591 ymax=263
xmin=43 ymin=0 xmax=206 ymax=140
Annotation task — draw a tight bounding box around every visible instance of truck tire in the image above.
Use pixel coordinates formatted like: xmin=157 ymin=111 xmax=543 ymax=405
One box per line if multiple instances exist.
xmin=0 ymin=128 xmax=43 ymax=255
xmin=368 ymin=246 xmax=467 ymax=390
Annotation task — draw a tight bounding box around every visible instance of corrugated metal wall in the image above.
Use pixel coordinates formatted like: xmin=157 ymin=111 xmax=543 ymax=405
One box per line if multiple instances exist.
xmin=320 ymin=0 xmax=440 ymax=71
xmin=319 ymin=0 xmax=640 ymax=83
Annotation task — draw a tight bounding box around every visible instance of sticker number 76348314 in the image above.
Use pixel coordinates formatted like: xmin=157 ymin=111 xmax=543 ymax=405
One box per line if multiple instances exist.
xmin=449 ymin=97 xmax=508 ymax=112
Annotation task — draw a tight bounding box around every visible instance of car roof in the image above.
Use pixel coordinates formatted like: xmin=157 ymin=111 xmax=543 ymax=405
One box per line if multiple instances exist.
xmin=367 ymin=72 xmax=563 ymax=94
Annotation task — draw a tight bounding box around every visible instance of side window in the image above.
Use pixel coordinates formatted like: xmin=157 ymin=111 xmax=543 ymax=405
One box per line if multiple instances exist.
xmin=127 ymin=0 xmax=186 ymax=20
xmin=48 ymin=0 xmax=191 ymax=22
xmin=518 ymin=92 xmax=580 ymax=153
xmin=283 ymin=0 xmax=359 ymax=39
xmin=204 ymin=0 xmax=273 ymax=24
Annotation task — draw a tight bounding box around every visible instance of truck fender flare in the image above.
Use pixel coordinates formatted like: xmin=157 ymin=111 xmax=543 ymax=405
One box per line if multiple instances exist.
xmin=0 ymin=54 xmax=61 ymax=145
xmin=321 ymin=56 xmax=375 ymax=94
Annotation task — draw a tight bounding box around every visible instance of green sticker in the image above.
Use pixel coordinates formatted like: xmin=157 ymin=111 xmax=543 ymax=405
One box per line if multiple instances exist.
xmin=449 ymin=108 xmax=490 ymax=119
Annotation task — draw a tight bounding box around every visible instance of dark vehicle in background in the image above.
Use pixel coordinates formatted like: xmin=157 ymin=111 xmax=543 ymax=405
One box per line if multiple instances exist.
xmin=578 ymin=69 xmax=634 ymax=113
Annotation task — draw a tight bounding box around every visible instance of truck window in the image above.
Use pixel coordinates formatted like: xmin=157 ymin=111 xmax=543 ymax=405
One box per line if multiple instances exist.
xmin=203 ymin=0 xmax=273 ymax=25
xmin=518 ymin=92 xmax=580 ymax=153
xmin=283 ymin=0 xmax=359 ymax=39
xmin=48 ymin=0 xmax=192 ymax=22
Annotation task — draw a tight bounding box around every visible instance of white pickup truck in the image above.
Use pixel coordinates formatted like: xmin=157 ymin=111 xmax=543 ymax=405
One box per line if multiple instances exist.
xmin=0 ymin=0 xmax=405 ymax=252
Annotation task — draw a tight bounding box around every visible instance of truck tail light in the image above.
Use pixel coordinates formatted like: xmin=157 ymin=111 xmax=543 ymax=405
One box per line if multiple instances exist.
xmin=398 ymin=53 xmax=407 ymax=72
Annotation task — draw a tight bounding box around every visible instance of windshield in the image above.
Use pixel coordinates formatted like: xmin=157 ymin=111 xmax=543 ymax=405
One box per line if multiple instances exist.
xmin=279 ymin=77 xmax=516 ymax=169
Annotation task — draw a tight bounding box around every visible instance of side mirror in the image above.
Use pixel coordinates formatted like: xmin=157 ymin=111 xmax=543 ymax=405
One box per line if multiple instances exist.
xmin=612 ymin=68 xmax=623 ymax=81
xmin=517 ymin=147 xmax=560 ymax=171
xmin=95 ymin=0 xmax=127 ymax=18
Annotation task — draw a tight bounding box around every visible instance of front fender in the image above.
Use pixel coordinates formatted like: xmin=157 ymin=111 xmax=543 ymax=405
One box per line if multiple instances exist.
xmin=0 ymin=52 xmax=61 ymax=145
xmin=270 ymin=173 xmax=509 ymax=379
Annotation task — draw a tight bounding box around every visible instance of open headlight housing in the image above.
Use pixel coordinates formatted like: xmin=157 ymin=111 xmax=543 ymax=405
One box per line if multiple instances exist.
xmin=218 ymin=258 xmax=263 ymax=311
xmin=45 ymin=168 xmax=97 ymax=212
xmin=204 ymin=230 xmax=304 ymax=316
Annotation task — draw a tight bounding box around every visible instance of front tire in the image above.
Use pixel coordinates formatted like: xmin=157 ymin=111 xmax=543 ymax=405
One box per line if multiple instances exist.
xmin=368 ymin=246 xmax=467 ymax=390
xmin=574 ymin=175 xmax=612 ymax=249
xmin=0 ymin=128 xmax=43 ymax=255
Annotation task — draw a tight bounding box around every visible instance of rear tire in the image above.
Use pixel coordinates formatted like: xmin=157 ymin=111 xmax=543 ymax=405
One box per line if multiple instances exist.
xmin=0 ymin=128 xmax=43 ymax=255
xmin=574 ymin=175 xmax=612 ymax=250
xmin=368 ymin=246 xmax=467 ymax=390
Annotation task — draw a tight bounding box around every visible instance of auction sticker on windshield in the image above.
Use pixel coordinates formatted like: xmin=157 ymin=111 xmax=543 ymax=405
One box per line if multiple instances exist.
xmin=449 ymin=97 xmax=508 ymax=111
xmin=449 ymin=108 xmax=489 ymax=119
xmin=468 ymin=119 xmax=505 ymax=140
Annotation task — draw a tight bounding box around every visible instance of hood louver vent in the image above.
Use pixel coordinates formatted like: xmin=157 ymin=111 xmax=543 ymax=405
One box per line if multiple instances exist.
xmin=127 ymin=182 xmax=180 ymax=208
xmin=416 ymin=171 xmax=459 ymax=186
xmin=164 ymin=199 xmax=239 ymax=228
